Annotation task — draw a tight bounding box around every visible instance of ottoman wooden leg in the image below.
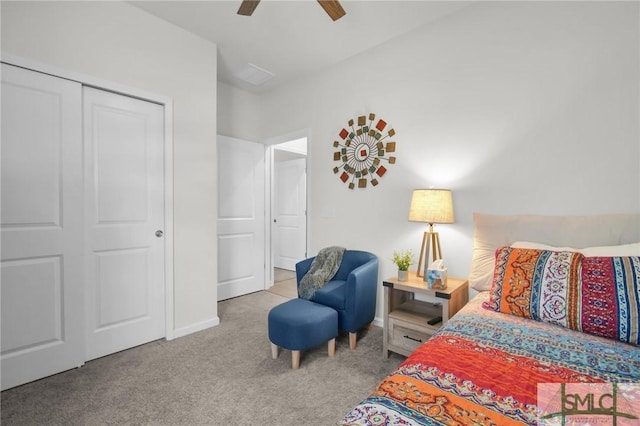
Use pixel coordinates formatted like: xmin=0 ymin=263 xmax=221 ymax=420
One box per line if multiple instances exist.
xmin=291 ymin=350 xmax=301 ymax=369
xmin=328 ymin=338 xmax=336 ymax=357
xmin=271 ymin=342 xmax=279 ymax=359
xmin=349 ymin=332 xmax=357 ymax=350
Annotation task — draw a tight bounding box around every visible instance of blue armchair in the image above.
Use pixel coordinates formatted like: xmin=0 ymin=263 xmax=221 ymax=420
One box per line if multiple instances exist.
xmin=295 ymin=250 xmax=379 ymax=350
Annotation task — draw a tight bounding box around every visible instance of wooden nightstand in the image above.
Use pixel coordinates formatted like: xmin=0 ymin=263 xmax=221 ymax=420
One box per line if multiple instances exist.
xmin=383 ymin=272 xmax=468 ymax=358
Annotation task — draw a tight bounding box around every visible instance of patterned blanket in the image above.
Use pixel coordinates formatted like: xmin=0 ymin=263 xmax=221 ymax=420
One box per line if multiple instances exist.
xmin=340 ymin=292 xmax=640 ymax=425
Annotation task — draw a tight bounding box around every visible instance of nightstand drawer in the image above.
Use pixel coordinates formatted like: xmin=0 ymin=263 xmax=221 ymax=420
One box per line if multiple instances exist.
xmin=389 ymin=319 xmax=432 ymax=352
xmin=383 ymin=274 xmax=468 ymax=358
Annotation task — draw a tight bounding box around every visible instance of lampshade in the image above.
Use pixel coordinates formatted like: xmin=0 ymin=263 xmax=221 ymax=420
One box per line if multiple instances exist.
xmin=408 ymin=189 xmax=454 ymax=224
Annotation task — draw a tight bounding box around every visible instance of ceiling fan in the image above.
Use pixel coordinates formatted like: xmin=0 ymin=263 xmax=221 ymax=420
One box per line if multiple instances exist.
xmin=238 ymin=0 xmax=346 ymax=21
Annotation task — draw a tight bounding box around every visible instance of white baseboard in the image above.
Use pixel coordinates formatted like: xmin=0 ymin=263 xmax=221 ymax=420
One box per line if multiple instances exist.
xmin=171 ymin=317 xmax=220 ymax=340
xmin=372 ymin=316 xmax=383 ymax=328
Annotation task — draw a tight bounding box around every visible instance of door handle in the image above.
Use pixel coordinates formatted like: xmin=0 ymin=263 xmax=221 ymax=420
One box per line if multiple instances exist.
xmin=155 ymin=230 xmax=164 ymax=238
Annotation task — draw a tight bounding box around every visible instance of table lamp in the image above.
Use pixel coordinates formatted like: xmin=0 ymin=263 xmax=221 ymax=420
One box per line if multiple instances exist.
xmin=408 ymin=189 xmax=454 ymax=280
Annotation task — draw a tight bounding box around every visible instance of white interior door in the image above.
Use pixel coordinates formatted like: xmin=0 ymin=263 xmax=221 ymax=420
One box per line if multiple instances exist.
xmin=1 ymin=64 xmax=85 ymax=390
xmin=83 ymin=87 xmax=165 ymax=361
xmin=217 ymin=135 xmax=265 ymax=301
xmin=274 ymin=158 xmax=307 ymax=270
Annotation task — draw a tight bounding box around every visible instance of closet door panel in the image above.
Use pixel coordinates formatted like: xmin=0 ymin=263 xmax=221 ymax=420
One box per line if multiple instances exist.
xmin=84 ymin=87 xmax=165 ymax=361
xmin=0 ymin=64 xmax=84 ymax=390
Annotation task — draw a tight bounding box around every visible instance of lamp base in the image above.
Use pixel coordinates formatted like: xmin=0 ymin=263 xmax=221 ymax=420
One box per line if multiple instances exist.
xmin=416 ymin=230 xmax=443 ymax=281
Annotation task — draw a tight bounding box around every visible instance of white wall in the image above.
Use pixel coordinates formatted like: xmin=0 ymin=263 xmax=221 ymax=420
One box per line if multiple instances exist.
xmin=217 ymin=81 xmax=262 ymax=142
xmin=1 ymin=1 xmax=219 ymax=333
xmin=249 ymin=2 xmax=640 ymax=312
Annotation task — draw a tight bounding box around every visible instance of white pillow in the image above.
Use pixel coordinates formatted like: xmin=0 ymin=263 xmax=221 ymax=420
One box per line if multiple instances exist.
xmin=511 ymin=241 xmax=577 ymax=252
xmin=511 ymin=241 xmax=640 ymax=256
xmin=581 ymin=242 xmax=640 ymax=257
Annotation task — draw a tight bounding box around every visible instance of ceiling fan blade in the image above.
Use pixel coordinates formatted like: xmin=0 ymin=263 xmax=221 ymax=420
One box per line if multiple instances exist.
xmin=317 ymin=0 xmax=346 ymax=21
xmin=238 ymin=0 xmax=260 ymax=16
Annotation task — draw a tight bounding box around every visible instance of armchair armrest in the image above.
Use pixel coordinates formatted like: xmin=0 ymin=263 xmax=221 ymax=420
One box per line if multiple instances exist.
xmin=344 ymin=257 xmax=379 ymax=330
xmin=346 ymin=259 xmax=379 ymax=302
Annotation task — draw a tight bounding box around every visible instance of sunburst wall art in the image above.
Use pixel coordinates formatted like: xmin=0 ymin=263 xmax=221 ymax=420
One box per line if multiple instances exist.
xmin=332 ymin=113 xmax=397 ymax=189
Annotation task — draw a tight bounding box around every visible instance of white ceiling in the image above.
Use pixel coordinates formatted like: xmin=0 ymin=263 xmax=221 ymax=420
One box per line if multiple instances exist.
xmin=131 ymin=0 xmax=472 ymax=93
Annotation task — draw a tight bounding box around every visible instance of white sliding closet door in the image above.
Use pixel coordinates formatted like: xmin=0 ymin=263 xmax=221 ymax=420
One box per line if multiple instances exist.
xmin=1 ymin=64 xmax=85 ymax=390
xmin=1 ymin=64 xmax=167 ymax=389
xmin=83 ymin=87 xmax=166 ymax=361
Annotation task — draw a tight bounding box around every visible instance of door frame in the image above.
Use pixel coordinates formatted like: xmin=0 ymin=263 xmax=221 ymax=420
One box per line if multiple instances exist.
xmin=263 ymin=128 xmax=309 ymax=287
xmin=2 ymin=53 xmax=176 ymax=340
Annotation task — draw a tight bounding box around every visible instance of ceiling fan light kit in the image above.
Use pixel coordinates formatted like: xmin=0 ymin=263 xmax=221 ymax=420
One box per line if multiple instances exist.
xmin=237 ymin=0 xmax=346 ymax=21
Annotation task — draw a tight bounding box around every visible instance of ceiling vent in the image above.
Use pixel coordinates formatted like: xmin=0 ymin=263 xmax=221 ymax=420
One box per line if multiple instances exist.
xmin=233 ymin=63 xmax=275 ymax=86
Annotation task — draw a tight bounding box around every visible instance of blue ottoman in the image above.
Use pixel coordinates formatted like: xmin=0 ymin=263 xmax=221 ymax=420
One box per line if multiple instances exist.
xmin=268 ymin=298 xmax=338 ymax=369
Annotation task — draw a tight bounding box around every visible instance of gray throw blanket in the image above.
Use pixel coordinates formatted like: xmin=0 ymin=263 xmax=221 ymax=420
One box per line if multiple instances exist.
xmin=299 ymin=246 xmax=346 ymax=300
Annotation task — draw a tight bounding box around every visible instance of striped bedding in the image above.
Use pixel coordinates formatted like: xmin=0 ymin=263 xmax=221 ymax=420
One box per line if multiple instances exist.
xmin=340 ymin=292 xmax=640 ymax=425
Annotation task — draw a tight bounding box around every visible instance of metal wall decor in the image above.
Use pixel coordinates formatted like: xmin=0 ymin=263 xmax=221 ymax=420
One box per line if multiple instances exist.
xmin=332 ymin=113 xmax=397 ymax=189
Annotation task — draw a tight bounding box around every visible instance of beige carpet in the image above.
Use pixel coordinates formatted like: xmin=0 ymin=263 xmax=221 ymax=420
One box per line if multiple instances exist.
xmin=1 ymin=290 xmax=404 ymax=425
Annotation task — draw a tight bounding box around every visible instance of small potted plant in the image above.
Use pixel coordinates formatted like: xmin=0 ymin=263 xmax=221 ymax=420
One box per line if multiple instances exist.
xmin=392 ymin=249 xmax=415 ymax=282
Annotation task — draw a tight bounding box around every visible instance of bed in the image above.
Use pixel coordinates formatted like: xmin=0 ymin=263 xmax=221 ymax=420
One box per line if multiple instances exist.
xmin=340 ymin=213 xmax=640 ymax=425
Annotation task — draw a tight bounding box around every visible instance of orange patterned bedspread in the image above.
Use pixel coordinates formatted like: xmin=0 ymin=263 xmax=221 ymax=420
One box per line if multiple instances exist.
xmin=340 ymin=293 xmax=640 ymax=425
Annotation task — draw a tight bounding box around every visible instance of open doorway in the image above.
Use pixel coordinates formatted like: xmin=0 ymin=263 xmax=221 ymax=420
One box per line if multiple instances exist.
xmin=268 ymin=135 xmax=307 ymax=298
